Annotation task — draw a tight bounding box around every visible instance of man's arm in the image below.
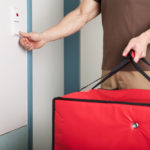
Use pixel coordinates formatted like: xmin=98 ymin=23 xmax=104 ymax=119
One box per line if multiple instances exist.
xmin=19 ymin=0 xmax=101 ymax=50
xmin=123 ymin=29 xmax=150 ymax=63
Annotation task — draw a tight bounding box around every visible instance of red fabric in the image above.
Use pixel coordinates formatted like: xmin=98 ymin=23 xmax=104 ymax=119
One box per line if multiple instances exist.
xmin=54 ymin=89 xmax=150 ymax=150
xmin=131 ymin=51 xmax=135 ymax=58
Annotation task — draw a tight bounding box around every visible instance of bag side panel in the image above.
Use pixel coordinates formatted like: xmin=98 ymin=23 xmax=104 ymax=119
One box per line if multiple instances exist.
xmin=54 ymin=99 xmax=150 ymax=150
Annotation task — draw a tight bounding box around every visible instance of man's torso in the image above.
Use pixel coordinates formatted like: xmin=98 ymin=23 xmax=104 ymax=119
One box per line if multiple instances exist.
xmin=98 ymin=0 xmax=150 ymax=70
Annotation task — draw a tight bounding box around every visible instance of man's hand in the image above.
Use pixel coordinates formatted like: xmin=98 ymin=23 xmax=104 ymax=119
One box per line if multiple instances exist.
xmin=19 ymin=31 xmax=47 ymax=50
xmin=123 ymin=30 xmax=150 ymax=63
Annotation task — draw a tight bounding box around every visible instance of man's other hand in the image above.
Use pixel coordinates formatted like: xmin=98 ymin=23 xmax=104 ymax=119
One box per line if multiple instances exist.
xmin=122 ymin=30 xmax=150 ymax=63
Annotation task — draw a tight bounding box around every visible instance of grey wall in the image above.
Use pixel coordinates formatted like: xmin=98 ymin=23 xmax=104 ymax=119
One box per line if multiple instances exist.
xmin=80 ymin=14 xmax=103 ymax=89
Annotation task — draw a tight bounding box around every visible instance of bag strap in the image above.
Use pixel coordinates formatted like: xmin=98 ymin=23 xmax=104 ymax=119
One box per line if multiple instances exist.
xmin=130 ymin=57 xmax=150 ymax=81
xmin=80 ymin=50 xmax=150 ymax=91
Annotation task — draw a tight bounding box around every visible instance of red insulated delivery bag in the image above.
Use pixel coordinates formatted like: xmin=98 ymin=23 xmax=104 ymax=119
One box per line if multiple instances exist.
xmin=52 ymin=51 xmax=150 ymax=150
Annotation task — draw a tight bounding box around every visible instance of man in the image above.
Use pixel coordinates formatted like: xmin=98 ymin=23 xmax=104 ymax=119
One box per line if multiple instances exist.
xmin=19 ymin=0 xmax=150 ymax=90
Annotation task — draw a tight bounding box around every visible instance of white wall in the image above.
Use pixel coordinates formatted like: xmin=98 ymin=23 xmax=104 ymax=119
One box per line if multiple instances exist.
xmin=0 ymin=0 xmax=27 ymax=135
xmin=80 ymin=15 xmax=103 ymax=89
xmin=32 ymin=0 xmax=64 ymax=150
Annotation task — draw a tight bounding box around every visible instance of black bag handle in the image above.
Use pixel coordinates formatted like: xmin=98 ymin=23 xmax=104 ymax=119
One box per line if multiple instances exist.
xmin=80 ymin=50 xmax=150 ymax=91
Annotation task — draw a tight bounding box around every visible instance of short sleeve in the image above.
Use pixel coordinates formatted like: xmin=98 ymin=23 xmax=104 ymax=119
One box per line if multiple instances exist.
xmin=94 ymin=0 xmax=101 ymax=3
xmin=94 ymin=0 xmax=101 ymax=13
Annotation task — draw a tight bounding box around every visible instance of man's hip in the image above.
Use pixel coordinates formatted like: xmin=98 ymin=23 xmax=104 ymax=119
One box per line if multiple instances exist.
xmin=101 ymin=70 xmax=150 ymax=90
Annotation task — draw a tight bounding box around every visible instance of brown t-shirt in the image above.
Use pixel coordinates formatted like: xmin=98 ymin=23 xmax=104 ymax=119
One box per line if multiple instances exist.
xmin=95 ymin=0 xmax=150 ymax=71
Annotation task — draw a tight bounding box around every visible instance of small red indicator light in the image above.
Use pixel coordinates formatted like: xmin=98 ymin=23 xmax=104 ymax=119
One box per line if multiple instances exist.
xmin=16 ymin=13 xmax=19 ymax=17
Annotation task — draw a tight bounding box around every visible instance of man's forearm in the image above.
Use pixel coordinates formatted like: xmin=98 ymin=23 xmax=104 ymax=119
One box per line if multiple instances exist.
xmin=41 ymin=0 xmax=101 ymax=43
xmin=41 ymin=8 xmax=88 ymax=43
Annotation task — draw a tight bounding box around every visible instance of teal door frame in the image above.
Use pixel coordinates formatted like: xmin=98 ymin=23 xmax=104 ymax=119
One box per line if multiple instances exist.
xmin=27 ymin=0 xmax=33 ymax=150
